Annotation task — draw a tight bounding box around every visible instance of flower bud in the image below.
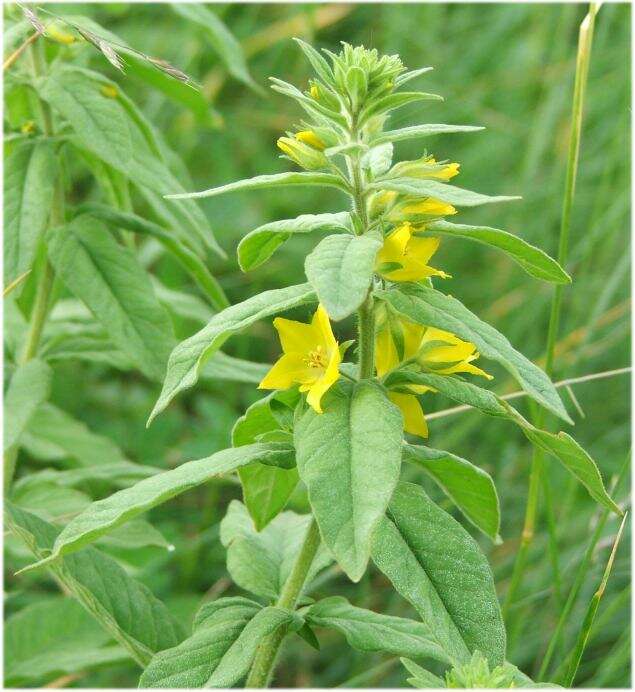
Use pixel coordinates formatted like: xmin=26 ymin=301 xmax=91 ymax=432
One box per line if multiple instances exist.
xmin=277 ymin=136 xmax=327 ymax=170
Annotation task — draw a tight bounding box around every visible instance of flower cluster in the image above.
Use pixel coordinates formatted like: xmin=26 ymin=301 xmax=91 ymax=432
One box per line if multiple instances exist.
xmin=260 ymin=43 xmax=490 ymax=435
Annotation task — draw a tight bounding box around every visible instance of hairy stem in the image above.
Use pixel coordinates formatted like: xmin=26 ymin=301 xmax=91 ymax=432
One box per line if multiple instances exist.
xmin=503 ymin=2 xmax=598 ymax=618
xmin=245 ymin=519 xmax=321 ymax=688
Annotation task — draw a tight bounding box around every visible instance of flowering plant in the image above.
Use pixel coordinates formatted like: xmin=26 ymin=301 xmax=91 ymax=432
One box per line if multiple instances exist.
xmin=17 ymin=40 xmax=621 ymax=689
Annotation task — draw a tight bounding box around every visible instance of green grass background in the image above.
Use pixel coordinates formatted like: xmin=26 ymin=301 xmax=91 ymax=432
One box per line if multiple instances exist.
xmin=6 ymin=2 xmax=631 ymax=687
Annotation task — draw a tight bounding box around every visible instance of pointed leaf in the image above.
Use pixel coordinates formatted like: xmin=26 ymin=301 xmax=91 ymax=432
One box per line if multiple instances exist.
xmin=426 ymin=220 xmax=570 ymax=284
xmin=149 ymin=283 xmax=316 ymax=424
xmin=6 ymin=504 xmax=184 ymax=666
xmin=372 ymin=123 xmax=484 ymax=145
xmin=371 ymin=481 xmax=506 ymax=667
xmin=371 ymin=177 xmax=520 ymax=206
xmin=403 ymin=444 xmax=500 ymax=541
xmin=305 ymin=596 xmax=452 ymax=665
xmin=4 ymin=140 xmax=58 ymax=286
xmin=18 ymin=442 xmax=295 ymax=572
xmin=295 ymin=382 xmax=403 ymax=581
xmin=238 ymin=212 xmax=350 ymax=272
xmin=47 ymin=215 xmax=175 ymax=381
xmin=166 ymin=171 xmax=348 ymax=200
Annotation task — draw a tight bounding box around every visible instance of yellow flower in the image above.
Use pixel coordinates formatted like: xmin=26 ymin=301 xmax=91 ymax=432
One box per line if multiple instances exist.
xmin=375 ymin=315 xmax=491 ymax=437
xmin=310 ymin=84 xmax=320 ymax=99
xmin=426 ymin=156 xmax=460 ymax=181
xmin=277 ymin=135 xmax=327 ymax=170
xmin=399 ymin=198 xmax=457 ymax=217
xmin=376 ymin=222 xmax=450 ymax=283
xmin=259 ymin=304 xmax=341 ymax=414
xmin=295 ymin=130 xmax=325 ymax=150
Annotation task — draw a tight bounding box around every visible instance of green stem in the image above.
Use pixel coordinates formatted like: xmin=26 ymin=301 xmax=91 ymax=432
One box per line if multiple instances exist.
xmin=503 ymin=2 xmax=598 ymax=618
xmin=245 ymin=519 xmax=321 ymax=688
xmin=357 ymin=293 xmax=375 ymax=379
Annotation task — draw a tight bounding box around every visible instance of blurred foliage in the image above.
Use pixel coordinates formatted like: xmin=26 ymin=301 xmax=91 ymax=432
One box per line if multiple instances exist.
xmin=4 ymin=2 xmax=630 ymax=688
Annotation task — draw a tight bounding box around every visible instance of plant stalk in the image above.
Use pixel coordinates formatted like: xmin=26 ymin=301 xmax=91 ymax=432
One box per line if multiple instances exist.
xmin=503 ymin=2 xmax=598 ymax=618
xmin=245 ymin=518 xmax=321 ymax=688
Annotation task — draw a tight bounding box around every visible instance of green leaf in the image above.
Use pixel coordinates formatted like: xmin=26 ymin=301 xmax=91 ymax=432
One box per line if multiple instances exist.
xmin=47 ymin=215 xmax=175 ymax=381
xmin=4 ymin=596 xmax=128 ymax=686
xmin=13 ymin=461 xmax=158 ymax=493
xmin=401 ymin=658 xmax=447 ymax=688
xmin=6 ymin=504 xmax=184 ymax=666
xmin=205 ymin=606 xmax=295 ymax=687
xmin=377 ymin=284 xmax=572 ymax=423
xmin=372 ymin=123 xmax=484 ymax=145
xmin=403 ymin=444 xmax=501 ymax=541
xmin=220 ymin=501 xmax=331 ymax=600
xmin=12 ymin=482 xmax=90 ymax=521
xmin=149 ymin=283 xmax=316 ymax=425
xmin=78 ymin=204 xmax=229 ymax=310
xmin=371 ymin=481 xmax=506 ymax=667
xmin=4 ymin=359 xmax=52 ymax=452
xmin=305 ymin=233 xmax=382 ymax=321
xmin=386 ymin=370 xmax=620 ymax=515
xmin=170 ymin=4 xmax=258 ymax=91
xmin=305 ymin=596 xmax=452 ymax=665
xmin=140 ymin=598 xmax=262 ymax=688
xmin=237 ymin=212 xmax=351 ymax=272
xmin=165 ymin=171 xmax=349 ymax=200
xmin=20 ymin=403 xmax=127 ymax=467
xmin=4 ymin=139 xmax=58 ymax=286
xmin=233 ymin=391 xmax=300 ymax=529
xmin=371 ymin=177 xmax=520 ymax=206
xmin=426 ymin=220 xmax=571 ymax=284
xmin=18 ymin=442 xmax=295 ymax=573
xmin=96 ymin=519 xmax=170 ymax=551
xmin=295 ymin=381 xmax=403 ymax=581
xmin=36 ymin=65 xmax=222 ymax=256
xmin=360 ymin=92 xmax=443 ymax=124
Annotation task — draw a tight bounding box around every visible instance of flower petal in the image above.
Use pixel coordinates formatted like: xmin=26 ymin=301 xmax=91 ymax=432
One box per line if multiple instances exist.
xmin=305 ymin=344 xmax=341 ymax=413
xmin=388 ymin=392 xmax=428 ymax=438
xmin=259 ymin=353 xmax=312 ymax=391
xmin=273 ymin=316 xmax=321 ymax=354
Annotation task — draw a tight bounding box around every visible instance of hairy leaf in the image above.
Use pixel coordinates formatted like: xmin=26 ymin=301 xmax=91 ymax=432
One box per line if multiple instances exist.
xmin=377 ymin=284 xmax=571 ymax=422
xmin=372 ymin=123 xmax=484 ymax=145
xmin=47 ymin=215 xmax=175 ymax=381
xmin=387 ymin=371 xmax=619 ymax=515
xmin=220 ymin=501 xmax=331 ymax=600
xmin=238 ymin=212 xmax=351 ymax=271
xmin=6 ymin=504 xmax=183 ymax=666
xmin=4 ymin=140 xmax=57 ymax=286
xmin=371 ymin=482 xmax=506 ymax=667
xmin=36 ymin=65 xmax=222 ymax=256
xmin=305 ymin=596 xmax=452 ymax=665
xmin=233 ymin=391 xmax=300 ymax=529
xmin=149 ymin=283 xmax=316 ymax=424
xmin=426 ymin=220 xmax=570 ymax=284
xmin=4 ymin=596 xmax=127 ymax=686
xmin=140 ymin=598 xmax=262 ymax=688
xmin=79 ymin=204 xmax=228 ymax=310
xmin=371 ymin=177 xmax=520 ymax=206
xmin=165 ymin=171 xmax=349 ymax=200
xmin=295 ymin=382 xmax=403 ymax=581
xmin=305 ymin=234 xmax=382 ymax=321
xmin=205 ymin=607 xmax=295 ymax=687
xmin=403 ymin=444 xmax=501 ymax=541
xmin=18 ymin=442 xmax=295 ymax=573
